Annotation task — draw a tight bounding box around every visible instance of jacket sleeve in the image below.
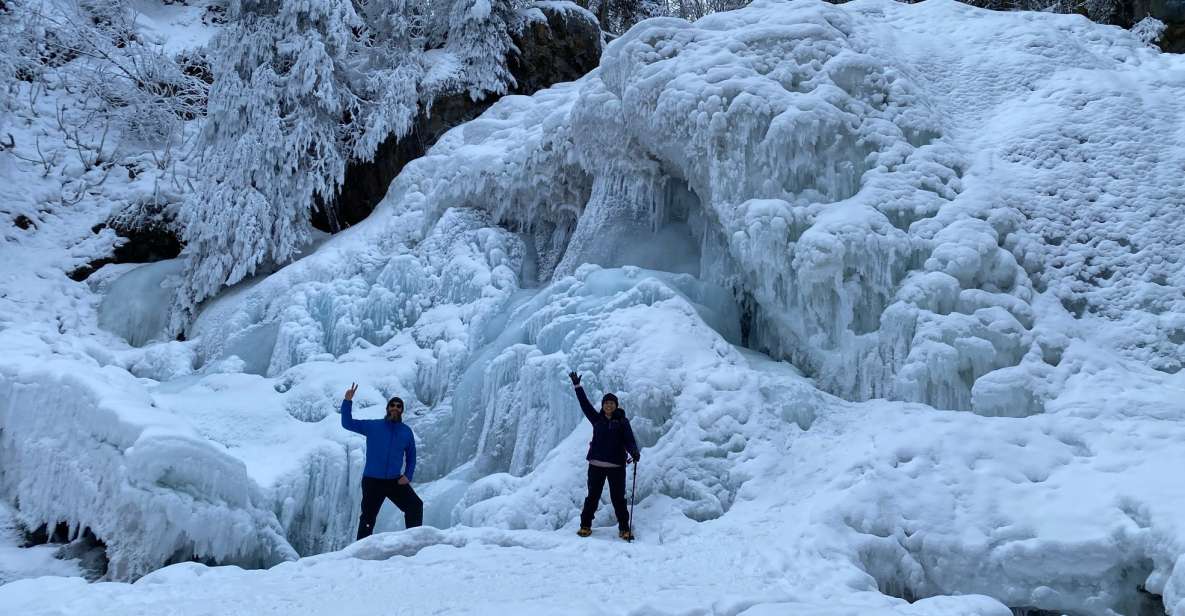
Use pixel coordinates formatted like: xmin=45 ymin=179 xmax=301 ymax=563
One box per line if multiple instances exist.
xmin=623 ymin=419 xmax=640 ymax=459
xmin=404 ymin=429 xmax=416 ymax=482
xmin=574 ymin=386 xmax=598 ymax=424
xmin=340 ymin=400 xmax=368 ymax=435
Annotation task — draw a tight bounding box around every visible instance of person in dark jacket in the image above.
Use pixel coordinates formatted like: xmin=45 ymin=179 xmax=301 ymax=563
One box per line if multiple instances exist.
xmin=341 ymin=382 xmax=423 ymax=540
xmin=568 ymin=371 xmax=641 ymax=540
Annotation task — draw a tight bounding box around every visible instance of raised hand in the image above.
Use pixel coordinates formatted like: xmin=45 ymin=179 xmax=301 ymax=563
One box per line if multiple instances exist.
xmin=568 ymin=371 xmax=581 ymax=387
xmin=344 ymin=382 xmax=358 ymax=401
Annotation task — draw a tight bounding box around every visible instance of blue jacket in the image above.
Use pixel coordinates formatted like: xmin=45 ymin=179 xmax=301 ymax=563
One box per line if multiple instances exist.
xmin=576 ymin=386 xmax=640 ymax=466
xmin=340 ymin=400 xmax=417 ymax=480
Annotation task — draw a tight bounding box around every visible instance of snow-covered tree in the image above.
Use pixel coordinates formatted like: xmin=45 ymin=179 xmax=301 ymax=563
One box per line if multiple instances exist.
xmin=174 ymin=0 xmax=532 ymax=331
xmin=176 ymin=0 xmax=434 ymax=330
xmin=579 ymin=0 xmax=750 ymax=34
xmin=174 ymin=0 xmax=367 ymax=331
xmin=1131 ymin=15 xmax=1166 ymax=46
xmin=352 ymin=0 xmax=426 ymax=155
xmin=435 ymin=0 xmax=527 ymax=99
xmin=581 ymin=0 xmax=661 ymax=34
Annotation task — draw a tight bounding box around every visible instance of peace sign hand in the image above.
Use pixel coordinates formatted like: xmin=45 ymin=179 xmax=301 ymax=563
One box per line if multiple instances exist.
xmin=344 ymin=383 xmax=359 ymax=401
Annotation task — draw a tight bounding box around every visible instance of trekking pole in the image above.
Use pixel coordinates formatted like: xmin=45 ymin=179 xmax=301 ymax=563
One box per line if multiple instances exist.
xmin=629 ymin=460 xmax=637 ymax=542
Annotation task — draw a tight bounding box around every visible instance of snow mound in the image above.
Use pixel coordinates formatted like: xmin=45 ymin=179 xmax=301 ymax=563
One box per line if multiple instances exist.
xmin=0 ymin=357 xmax=296 ymax=580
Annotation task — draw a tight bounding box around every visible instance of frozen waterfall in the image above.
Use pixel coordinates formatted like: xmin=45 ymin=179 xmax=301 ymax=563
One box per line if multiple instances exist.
xmin=5 ymin=2 xmax=1185 ymax=615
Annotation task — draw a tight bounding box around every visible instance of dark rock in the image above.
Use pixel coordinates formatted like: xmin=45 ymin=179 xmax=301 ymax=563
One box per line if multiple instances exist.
xmin=1149 ymin=0 xmax=1185 ymax=25
xmin=313 ymin=91 xmax=488 ymax=231
xmin=13 ymin=214 xmax=35 ymax=229
xmin=510 ymin=3 xmax=604 ymax=96
xmin=1116 ymin=0 xmax=1185 ymax=52
xmin=68 ymin=202 xmax=183 ymax=281
xmin=109 ymin=225 xmax=182 ymax=264
xmin=68 ymin=261 xmax=104 ymax=282
xmin=55 ymin=528 xmax=109 ymax=581
xmin=1159 ymin=21 xmax=1185 ymax=52
xmin=312 ymin=2 xmax=602 ymax=232
xmin=22 ymin=521 xmax=71 ymax=546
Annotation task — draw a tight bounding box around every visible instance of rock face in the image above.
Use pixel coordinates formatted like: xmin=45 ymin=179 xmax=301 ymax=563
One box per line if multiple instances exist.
xmin=509 ymin=2 xmax=605 ymax=95
xmin=312 ymin=2 xmax=603 ymax=232
xmin=69 ymin=204 xmax=182 ymax=281
xmin=1093 ymin=0 xmax=1185 ymax=51
xmin=314 ymin=91 xmax=494 ymax=232
xmin=1150 ymin=0 xmax=1185 ymax=51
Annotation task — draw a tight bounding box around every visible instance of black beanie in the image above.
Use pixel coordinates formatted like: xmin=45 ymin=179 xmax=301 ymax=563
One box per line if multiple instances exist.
xmin=601 ymin=393 xmax=618 ymax=405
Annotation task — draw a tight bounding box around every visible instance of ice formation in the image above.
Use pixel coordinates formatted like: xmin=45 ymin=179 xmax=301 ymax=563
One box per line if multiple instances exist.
xmin=3 ymin=1 xmax=1185 ymax=615
xmin=295 ymin=0 xmax=1048 ymax=415
xmin=96 ymin=259 xmax=185 ymax=347
xmin=0 ymin=358 xmax=296 ymax=580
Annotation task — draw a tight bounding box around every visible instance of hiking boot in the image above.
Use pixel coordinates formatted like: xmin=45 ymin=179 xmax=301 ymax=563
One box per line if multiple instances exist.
xmin=619 ymin=529 xmax=634 ymax=541
xmin=577 ymin=527 xmax=592 ymax=537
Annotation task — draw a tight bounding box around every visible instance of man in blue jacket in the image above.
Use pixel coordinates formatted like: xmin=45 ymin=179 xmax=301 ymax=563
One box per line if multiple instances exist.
xmin=568 ymin=372 xmax=641 ymax=540
xmin=341 ymin=383 xmax=422 ymax=539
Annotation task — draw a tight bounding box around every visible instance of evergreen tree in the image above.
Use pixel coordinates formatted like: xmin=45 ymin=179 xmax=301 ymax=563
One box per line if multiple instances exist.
xmin=438 ymin=0 xmax=526 ymax=99
xmin=174 ymin=0 xmax=530 ymax=331
xmin=176 ymin=0 xmax=364 ymax=330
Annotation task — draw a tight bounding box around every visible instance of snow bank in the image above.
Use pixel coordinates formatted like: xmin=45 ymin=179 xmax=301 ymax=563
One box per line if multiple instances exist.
xmin=0 ymin=524 xmax=1016 ymax=616
xmin=0 ymin=353 xmax=297 ymax=580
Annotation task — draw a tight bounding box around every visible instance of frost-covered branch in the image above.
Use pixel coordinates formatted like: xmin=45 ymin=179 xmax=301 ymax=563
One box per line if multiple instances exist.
xmin=1132 ymin=15 xmax=1166 ymax=46
xmin=11 ymin=1 xmax=208 ymax=150
xmin=54 ymin=103 xmax=113 ymax=171
xmin=6 ymin=134 xmax=63 ymax=177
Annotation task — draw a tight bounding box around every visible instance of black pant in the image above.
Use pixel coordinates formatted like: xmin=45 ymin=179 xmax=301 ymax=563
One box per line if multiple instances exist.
xmin=357 ymin=476 xmax=424 ymax=540
xmin=580 ymin=464 xmax=630 ymax=531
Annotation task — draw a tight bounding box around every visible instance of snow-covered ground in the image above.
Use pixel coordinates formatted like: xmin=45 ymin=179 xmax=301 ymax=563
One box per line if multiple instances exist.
xmin=2 ymin=0 xmax=1185 ymax=614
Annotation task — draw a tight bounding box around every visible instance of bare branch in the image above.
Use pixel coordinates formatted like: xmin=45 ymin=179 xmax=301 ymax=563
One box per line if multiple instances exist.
xmin=7 ymin=134 xmax=60 ymax=177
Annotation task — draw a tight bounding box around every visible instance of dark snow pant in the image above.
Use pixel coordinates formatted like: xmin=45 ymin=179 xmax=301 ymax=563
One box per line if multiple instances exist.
xmin=580 ymin=464 xmax=630 ymax=531
xmin=357 ymin=476 xmax=423 ymax=540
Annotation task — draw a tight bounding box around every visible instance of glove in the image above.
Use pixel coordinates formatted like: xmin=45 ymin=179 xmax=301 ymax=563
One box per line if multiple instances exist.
xmin=568 ymin=371 xmax=581 ymax=387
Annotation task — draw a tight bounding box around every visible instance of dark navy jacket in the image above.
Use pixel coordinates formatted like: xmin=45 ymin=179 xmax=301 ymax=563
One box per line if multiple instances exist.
xmin=575 ymin=386 xmax=640 ymax=466
xmin=340 ymin=400 xmax=417 ymax=480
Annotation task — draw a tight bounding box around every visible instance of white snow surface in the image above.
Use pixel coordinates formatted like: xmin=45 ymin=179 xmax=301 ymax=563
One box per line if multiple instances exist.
xmin=3 ymin=1 xmax=1185 ymax=615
